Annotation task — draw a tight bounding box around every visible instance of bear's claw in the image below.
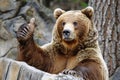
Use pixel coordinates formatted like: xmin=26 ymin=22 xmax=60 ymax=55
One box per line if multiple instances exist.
xmin=62 ymin=69 xmax=76 ymax=75
xmin=62 ymin=69 xmax=81 ymax=77
xmin=17 ymin=23 xmax=28 ymax=38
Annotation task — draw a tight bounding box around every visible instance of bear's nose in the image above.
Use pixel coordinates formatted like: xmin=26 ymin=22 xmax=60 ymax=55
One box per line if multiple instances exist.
xmin=63 ymin=30 xmax=70 ymax=37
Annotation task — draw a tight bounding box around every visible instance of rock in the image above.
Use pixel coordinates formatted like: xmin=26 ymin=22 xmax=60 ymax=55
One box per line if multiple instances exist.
xmin=0 ymin=19 xmax=18 ymax=59
xmin=5 ymin=48 xmax=18 ymax=60
xmin=0 ymin=0 xmax=21 ymax=20
xmin=0 ymin=10 xmax=17 ymax=20
xmin=0 ymin=38 xmax=18 ymax=58
xmin=0 ymin=20 xmax=12 ymax=40
xmin=0 ymin=0 xmax=18 ymax=12
xmin=3 ymin=16 xmax=26 ymax=37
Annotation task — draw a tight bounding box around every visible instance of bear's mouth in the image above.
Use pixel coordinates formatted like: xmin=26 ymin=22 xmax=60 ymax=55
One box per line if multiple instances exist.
xmin=63 ymin=37 xmax=74 ymax=41
xmin=62 ymin=33 xmax=75 ymax=42
xmin=64 ymin=38 xmax=73 ymax=41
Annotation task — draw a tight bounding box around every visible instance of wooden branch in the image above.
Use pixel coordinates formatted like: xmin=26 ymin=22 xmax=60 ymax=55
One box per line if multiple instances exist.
xmin=0 ymin=58 xmax=83 ymax=80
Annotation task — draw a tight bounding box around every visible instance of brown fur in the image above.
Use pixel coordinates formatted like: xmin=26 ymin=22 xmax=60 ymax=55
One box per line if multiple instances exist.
xmin=74 ymin=59 xmax=104 ymax=80
xmin=17 ymin=7 xmax=108 ymax=80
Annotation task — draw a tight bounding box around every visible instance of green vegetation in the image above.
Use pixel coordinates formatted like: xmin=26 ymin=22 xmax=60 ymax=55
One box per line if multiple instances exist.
xmin=79 ymin=1 xmax=88 ymax=7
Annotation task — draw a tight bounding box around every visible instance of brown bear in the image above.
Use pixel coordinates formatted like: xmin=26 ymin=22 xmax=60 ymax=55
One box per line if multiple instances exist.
xmin=16 ymin=6 xmax=109 ymax=80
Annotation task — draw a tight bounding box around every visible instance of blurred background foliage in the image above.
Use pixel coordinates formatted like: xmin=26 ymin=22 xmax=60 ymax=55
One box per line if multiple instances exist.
xmin=22 ymin=0 xmax=88 ymax=10
xmin=42 ymin=0 xmax=88 ymax=10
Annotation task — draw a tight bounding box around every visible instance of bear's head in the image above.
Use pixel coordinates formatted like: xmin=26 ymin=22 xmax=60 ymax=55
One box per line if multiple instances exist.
xmin=53 ymin=6 xmax=96 ymax=48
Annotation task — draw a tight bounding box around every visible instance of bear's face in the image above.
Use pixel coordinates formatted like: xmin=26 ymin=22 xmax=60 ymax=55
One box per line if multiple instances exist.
xmin=54 ymin=7 xmax=94 ymax=48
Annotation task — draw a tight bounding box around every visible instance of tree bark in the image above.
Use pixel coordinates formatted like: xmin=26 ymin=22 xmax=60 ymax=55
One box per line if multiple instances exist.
xmin=89 ymin=0 xmax=120 ymax=79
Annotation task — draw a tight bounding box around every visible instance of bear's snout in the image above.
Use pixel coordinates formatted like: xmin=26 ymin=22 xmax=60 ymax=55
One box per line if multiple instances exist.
xmin=62 ymin=29 xmax=75 ymax=41
xmin=63 ymin=30 xmax=70 ymax=38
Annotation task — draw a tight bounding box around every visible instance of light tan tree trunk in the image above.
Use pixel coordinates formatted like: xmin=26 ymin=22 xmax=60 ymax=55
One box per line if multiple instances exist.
xmin=89 ymin=0 xmax=120 ymax=79
xmin=0 ymin=58 xmax=83 ymax=80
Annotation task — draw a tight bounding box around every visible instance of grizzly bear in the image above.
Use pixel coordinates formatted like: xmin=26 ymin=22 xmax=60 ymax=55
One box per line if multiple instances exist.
xmin=16 ymin=6 xmax=109 ymax=80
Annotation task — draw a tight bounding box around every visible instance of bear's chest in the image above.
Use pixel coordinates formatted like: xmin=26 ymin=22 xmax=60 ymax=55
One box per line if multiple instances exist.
xmin=52 ymin=54 xmax=79 ymax=74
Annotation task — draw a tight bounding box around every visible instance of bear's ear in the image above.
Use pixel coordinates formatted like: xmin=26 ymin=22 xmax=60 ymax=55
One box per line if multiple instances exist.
xmin=81 ymin=6 xmax=94 ymax=19
xmin=54 ymin=8 xmax=65 ymax=19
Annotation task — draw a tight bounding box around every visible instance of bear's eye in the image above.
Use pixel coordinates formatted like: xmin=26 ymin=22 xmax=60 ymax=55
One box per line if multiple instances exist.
xmin=62 ymin=22 xmax=66 ymax=26
xmin=73 ymin=22 xmax=77 ymax=26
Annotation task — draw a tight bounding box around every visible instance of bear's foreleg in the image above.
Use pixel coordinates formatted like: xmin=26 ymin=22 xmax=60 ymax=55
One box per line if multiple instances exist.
xmin=16 ymin=18 xmax=37 ymax=60
xmin=62 ymin=60 xmax=105 ymax=80
xmin=16 ymin=18 xmax=48 ymax=69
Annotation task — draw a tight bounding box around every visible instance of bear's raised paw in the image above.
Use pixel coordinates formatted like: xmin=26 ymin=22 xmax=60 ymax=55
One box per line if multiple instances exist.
xmin=17 ymin=18 xmax=35 ymax=42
